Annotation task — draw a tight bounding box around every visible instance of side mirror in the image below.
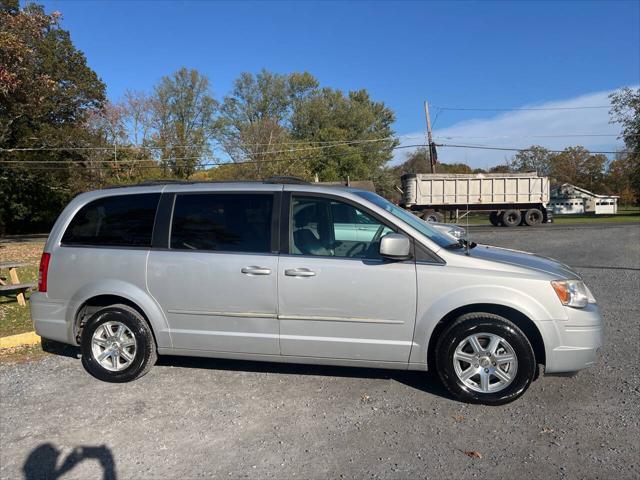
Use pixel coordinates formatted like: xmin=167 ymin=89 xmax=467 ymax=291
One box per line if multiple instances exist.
xmin=379 ymin=233 xmax=411 ymax=260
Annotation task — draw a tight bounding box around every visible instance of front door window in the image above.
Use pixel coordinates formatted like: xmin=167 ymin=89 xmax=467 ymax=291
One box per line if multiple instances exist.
xmin=290 ymin=196 xmax=393 ymax=259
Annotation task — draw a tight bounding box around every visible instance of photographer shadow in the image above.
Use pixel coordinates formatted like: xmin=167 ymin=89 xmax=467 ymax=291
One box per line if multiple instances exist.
xmin=23 ymin=443 xmax=116 ymax=480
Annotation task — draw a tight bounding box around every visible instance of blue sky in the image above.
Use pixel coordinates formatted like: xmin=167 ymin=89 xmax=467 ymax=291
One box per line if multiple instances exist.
xmin=40 ymin=0 xmax=640 ymax=167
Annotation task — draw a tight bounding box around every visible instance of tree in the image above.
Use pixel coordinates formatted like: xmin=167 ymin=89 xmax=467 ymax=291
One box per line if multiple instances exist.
xmin=291 ymin=88 xmax=398 ymax=181
xmin=0 ymin=2 xmax=106 ymax=233
xmin=218 ymin=70 xmax=318 ymax=179
xmin=219 ymin=70 xmax=397 ymax=181
xmin=510 ymin=146 xmax=552 ymax=175
xmin=609 ymin=87 xmax=640 ymax=202
xmin=549 ymin=146 xmax=607 ymax=192
xmin=488 ymin=164 xmax=512 ymax=173
xmin=606 ymin=152 xmax=636 ymax=204
xmin=150 ymin=68 xmax=219 ymax=178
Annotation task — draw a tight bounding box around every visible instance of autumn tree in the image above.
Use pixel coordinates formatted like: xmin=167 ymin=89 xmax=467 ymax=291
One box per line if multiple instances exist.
xmin=0 ymin=1 xmax=106 ymax=233
xmin=219 ymin=70 xmax=397 ymax=181
xmin=549 ymin=146 xmax=607 ymax=192
xmin=609 ymin=87 xmax=639 ymax=201
xmin=218 ymin=70 xmax=318 ymax=179
xmin=150 ymin=68 xmax=219 ymax=178
xmin=510 ymin=146 xmax=552 ymax=176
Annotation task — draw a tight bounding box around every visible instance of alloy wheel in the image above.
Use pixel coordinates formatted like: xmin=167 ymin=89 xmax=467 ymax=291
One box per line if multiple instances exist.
xmin=452 ymin=332 xmax=518 ymax=393
xmin=91 ymin=321 xmax=137 ymax=372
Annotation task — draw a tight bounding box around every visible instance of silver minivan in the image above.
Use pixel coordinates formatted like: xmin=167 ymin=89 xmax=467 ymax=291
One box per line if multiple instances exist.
xmin=31 ymin=180 xmax=603 ymax=405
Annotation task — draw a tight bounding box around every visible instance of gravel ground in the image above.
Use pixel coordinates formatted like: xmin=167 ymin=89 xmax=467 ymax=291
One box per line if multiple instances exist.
xmin=1 ymin=224 xmax=639 ymax=480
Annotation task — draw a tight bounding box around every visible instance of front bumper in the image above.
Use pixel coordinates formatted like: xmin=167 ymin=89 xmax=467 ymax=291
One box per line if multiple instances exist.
xmin=30 ymin=292 xmax=76 ymax=345
xmin=540 ymin=303 xmax=604 ymax=374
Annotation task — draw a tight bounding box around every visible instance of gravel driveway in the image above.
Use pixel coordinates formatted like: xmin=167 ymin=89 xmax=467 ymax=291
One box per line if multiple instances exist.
xmin=1 ymin=224 xmax=639 ymax=480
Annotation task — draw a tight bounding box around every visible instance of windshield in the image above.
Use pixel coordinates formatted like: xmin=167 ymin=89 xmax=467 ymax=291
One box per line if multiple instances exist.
xmin=354 ymin=191 xmax=455 ymax=248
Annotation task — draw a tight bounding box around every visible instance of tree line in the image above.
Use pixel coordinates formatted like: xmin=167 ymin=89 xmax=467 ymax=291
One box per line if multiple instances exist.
xmin=1 ymin=1 xmax=638 ymax=234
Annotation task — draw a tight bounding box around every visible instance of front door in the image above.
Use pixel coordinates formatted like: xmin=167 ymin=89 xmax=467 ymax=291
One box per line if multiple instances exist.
xmin=278 ymin=193 xmax=417 ymax=363
xmin=147 ymin=192 xmax=280 ymax=354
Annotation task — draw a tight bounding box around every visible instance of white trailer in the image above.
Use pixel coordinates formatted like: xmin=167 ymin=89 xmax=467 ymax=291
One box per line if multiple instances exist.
xmin=400 ymin=172 xmax=552 ymax=227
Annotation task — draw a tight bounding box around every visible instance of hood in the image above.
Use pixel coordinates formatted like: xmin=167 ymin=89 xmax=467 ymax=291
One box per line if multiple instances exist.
xmin=467 ymin=244 xmax=581 ymax=280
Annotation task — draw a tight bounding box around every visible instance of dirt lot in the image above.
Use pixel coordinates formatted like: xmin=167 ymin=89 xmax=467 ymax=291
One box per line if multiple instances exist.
xmin=1 ymin=224 xmax=639 ymax=479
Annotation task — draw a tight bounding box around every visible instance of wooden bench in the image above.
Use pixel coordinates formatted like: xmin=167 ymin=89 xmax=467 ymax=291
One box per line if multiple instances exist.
xmin=0 ymin=261 xmax=34 ymax=306
xmin=0 ymin=283 xmax=35 ymax=295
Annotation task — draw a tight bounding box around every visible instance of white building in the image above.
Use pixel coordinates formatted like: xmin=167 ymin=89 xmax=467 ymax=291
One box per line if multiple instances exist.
xmin=549 ymin=183 xmax=618 ymax=215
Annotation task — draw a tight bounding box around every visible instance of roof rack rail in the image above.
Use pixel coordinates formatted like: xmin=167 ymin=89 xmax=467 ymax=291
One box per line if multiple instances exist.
xmin=102 ymin=179 xmax=191 ymax=189
xmin=263 ymin=176 xmax=309 ymax=185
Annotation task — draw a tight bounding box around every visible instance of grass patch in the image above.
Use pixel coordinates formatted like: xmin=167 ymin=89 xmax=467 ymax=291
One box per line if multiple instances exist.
xmin=0 ymin=343 xmax=47 ymax=364
xmin=0 ymin=242 xmax=44 ymax=338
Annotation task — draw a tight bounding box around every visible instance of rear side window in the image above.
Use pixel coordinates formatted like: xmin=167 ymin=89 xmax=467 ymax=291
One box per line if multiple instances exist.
xmin=170 ymin=193 xmax=273 ymax=253
xmin=61 ymin=193 xmax=160 ymax=247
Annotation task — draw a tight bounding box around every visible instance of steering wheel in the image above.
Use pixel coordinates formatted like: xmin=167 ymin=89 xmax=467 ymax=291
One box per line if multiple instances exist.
xmin=347 ymin=225 xmax=388 ymax=258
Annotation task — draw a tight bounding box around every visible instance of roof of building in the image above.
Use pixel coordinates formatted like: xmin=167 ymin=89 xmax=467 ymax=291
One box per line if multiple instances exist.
xmin=552 ymin=183 xmax=619 ymax=199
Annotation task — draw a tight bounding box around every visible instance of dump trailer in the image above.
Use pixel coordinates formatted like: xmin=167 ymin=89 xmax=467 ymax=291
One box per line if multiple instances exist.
xmin=400 ymin=172 xmax=551 ymax=227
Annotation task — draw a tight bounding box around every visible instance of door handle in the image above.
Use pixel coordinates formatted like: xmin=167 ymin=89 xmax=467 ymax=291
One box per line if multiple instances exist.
xmin=241 ymin=266 xmax=272 ymax=276
xmin=285 ymin=268 xmax=316 ymax=277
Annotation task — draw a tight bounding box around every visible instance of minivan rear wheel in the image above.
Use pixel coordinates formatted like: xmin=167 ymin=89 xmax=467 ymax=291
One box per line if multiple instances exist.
xmin=81 ymin=304 xmax=157 ymax=383
xmin=435 ymin=313 xmax=536 ymax=405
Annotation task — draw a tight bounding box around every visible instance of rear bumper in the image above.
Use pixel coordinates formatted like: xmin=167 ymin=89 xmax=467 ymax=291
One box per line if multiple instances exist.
xmin=541 ymin=303 xmax=603 ymax=374
xmin=30 ymin=292 xmax=75 ymax=345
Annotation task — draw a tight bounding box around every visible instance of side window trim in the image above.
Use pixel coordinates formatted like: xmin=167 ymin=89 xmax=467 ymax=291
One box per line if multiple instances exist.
xmin=152 ymin=192 xmax=175 ymax=249
xmin=280 ymin=191 xmax=292 ymax=254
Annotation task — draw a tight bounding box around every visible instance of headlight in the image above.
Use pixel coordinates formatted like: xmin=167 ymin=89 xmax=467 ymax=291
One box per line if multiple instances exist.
xmin=551 ymin=280 xmax=595 ymax=308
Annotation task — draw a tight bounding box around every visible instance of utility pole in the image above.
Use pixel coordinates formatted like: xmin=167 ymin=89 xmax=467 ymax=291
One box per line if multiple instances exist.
xmin=424 ymin=100 xmax=437 ymax=173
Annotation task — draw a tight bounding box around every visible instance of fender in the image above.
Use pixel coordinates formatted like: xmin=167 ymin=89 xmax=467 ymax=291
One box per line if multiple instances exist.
xmin=67 ymin=279 xmax=172 ymax=348
xmin=409 ymin=284 xmax=565 ymax=365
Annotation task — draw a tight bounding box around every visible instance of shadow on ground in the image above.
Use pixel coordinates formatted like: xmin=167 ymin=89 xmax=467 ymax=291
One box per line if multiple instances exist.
xmin=41 ymin=338 xmax=454 ymax=400
xmin=23 ymin=443 xmax=116 ymax=480
xmin=156 ymin=354 xmax=454 ymax=401
xmin=40 ymin=339 xmax=80 ymax=359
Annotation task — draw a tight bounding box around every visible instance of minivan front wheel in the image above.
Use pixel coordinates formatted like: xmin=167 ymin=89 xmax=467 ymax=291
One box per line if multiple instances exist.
xmin=81 ymin=305 xmax=157 ymax=383
xmin=435 ymin=313 xmax=536 ymax=405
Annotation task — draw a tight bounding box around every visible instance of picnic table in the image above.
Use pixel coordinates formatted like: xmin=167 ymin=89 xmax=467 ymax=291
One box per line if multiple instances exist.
xmin=0 ymin=261 xmax=36 ymax=306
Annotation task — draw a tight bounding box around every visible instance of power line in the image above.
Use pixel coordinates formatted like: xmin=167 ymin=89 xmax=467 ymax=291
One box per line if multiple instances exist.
xmin=434 ymin=133 xmax=628 ymax=140
xmin=0 ymin=135 xmax=417 ymax=153
xmin=432 ymin=105 xmax=611 ymax=112
xmin=436 ymin=143 xmax=629 ymax=155
xmin=0 ymin=144 xmax=429 ymax=170
xmin=1 ymin=130 xmax=628 ymax=155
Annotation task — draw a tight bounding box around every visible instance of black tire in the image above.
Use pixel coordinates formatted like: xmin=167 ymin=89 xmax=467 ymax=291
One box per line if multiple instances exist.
xmin=81 ymin=304 xmax=157 ymax=383
xmin=501 ymin=209 xmax=521 ymax=227
xmin=524 ymin=208 xmax=543 ymax=226
xmin=421 ymin=210 xmax=444 ymax=223
xmin=489 ymin=211 xmax=502 ymax=226
xmin=435 ymin=312 xmax=536 ymax=405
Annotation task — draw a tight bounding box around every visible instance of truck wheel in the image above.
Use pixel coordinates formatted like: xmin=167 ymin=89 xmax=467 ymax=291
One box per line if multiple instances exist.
xmin=524 ymin=208 xmax=543 ymax=226
xmin=501 ymin=209 xmax=521 ymax=227
xmin=421 ymin=210 xmax=444 ymax=223
xmin=489 ymin=212 xmax=502 ymax=226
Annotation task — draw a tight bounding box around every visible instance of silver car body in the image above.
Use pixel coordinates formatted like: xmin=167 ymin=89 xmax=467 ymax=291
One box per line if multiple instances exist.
xmin=31 ymin=183 xmax=603 ymax=374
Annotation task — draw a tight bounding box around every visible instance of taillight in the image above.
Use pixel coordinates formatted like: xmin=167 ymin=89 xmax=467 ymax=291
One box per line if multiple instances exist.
xmin=38 ymin=253 xmax=51 ymax=292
